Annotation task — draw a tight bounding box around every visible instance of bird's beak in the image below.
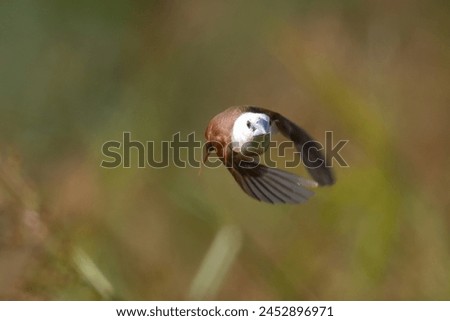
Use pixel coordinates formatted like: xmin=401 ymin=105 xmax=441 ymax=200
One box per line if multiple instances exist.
xmin=253 ymin=119 xmax=271 ymax=138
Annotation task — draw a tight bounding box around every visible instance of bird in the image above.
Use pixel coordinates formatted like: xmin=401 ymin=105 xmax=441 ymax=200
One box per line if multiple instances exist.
xmin=203 ymin=106 xmax=334 ymax=204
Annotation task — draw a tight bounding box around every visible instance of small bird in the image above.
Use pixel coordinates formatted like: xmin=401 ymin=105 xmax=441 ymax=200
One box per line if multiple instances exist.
xmin=204 ymin=106 xmax=334 ymax=204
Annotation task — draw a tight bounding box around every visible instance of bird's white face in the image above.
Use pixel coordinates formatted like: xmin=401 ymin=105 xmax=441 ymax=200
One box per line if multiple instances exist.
xmin=231 ymin=112 xmax=271 ymax=154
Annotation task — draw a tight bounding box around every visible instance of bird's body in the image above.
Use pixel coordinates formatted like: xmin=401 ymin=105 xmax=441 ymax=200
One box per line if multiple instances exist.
xmin=204 ymin=106 xmax=334 ymax=204
xmin=204 ymin=107 xmax=241 ymax=161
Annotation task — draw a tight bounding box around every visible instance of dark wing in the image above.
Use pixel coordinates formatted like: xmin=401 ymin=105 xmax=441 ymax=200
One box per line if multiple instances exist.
xmin=227 ymin=159 xmax=316 ymax=204
xmin=247 ymin=106 xmax=335 ymax=186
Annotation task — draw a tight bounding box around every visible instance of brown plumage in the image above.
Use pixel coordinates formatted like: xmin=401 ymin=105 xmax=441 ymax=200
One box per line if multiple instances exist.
xmin=204 ymin=106 xmax=334 ymax=204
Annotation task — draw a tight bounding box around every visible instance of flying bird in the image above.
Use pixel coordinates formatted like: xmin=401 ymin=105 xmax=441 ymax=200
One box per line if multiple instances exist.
xmin=204 ymin=106 xmax=334 ymax=204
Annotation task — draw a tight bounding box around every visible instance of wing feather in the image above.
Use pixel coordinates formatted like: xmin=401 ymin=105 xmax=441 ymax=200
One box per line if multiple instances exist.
xmin=246 ymin=106 xmax=335 ymax=186
xmin=227 ymin=160 xmax=314 ymax=204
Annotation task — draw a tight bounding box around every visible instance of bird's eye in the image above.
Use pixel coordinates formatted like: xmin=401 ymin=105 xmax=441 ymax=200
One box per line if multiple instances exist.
xmin=246 ymin=120 xmax=251 ymax=128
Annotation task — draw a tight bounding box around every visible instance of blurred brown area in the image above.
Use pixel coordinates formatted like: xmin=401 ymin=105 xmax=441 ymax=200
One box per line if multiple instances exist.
xmin=0 ymin=0 xmax=449 ymax=300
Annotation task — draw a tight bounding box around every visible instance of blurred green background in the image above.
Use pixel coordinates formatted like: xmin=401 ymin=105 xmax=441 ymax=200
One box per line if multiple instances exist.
xmin=0 ymin=0 xmax=449 ymax=300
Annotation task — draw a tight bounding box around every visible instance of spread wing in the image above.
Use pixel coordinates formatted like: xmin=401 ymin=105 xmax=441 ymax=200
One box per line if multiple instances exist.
xmin=227 ymin=159 xmax=317 ymax=204
xmin=247 ymin=106 xmax=335 ymax=186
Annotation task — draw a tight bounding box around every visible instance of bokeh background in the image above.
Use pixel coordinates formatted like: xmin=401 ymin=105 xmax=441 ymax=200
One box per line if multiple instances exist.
xmin=1 ymin=0 xmax=449 ymax=300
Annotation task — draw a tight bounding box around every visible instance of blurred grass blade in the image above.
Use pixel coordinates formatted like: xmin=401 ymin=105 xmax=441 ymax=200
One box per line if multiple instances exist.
xmin=72 ymin=247 xmax=115 ymax=300
xmin=188 ymin=225 xmax=242 ymax=300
